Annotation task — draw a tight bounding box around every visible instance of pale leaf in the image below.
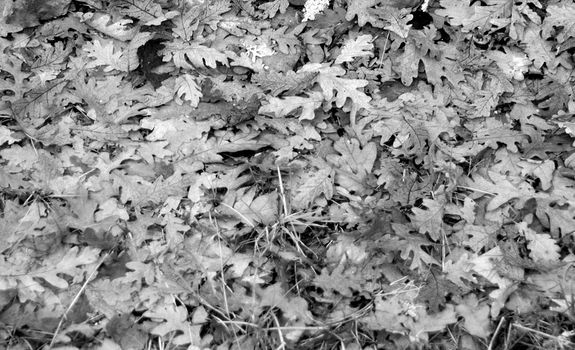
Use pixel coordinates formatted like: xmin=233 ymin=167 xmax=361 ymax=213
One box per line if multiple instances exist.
xmin=455 ymin=294 xmax=491 ymax=338
xmin=410 ymin=197 xmax=446 ymax=241
xmin=314 ymin=65 xmax=371 ymax=111
xmin=163 ymin=40 xmax=229 ymax=70
xmin=464 ymin=171 xmax=535 ymax=211
xmin=259 ymin=91 xmax=324 ymax=120
xmin=292 ymin=166 xmax=334 ymax=209
xmin=145 ymin=305 xmax=195 ymax=345
xmin=517 ymin=221 xmax=560 ymax=263
xmin=335 ymin=34 xmax=374 ymax=64
xmin=174 ymin=74 xmax=202 ymax=107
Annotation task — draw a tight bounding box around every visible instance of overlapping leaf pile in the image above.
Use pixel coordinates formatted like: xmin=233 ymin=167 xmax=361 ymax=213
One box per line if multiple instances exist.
xmin=1 ymin=0 xmax=575 ymax=349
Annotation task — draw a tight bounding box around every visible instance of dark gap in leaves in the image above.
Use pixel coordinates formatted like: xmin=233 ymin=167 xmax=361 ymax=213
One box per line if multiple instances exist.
xmin=413 ymin=198 xmax=424 ymax=209
xmin=408 ymin=10 xmax=433 ymax=30
xmin=131 ymin=309 xmax=146 ymax=319
xmin=524 ymin=72 xmax=544 ymax=80
xmin=496 ymin=231 xmax=508 ymax=241
xmin=495 ymin=102 xmax=515 ymax=115
xmin=125 ymin=114 xmax=146 ymax=124
xmin=472 ymin=32 xmax=492 ymax=49
xmin=548 ymin=201 xmax=569 ymax=210
xmin=443 ymin=214 xmax=461 ymax=226
xmin=530 ymin=177 xmax=542 ymax=191
xmin=436 ymin=28 xmax=451 ymax=43
xmin=137 ymin=39 xmax=169 ymax=89
xmin=490 ymin=28 xmax=511 ymax=47
xmin=349 ymin=293 xmax=371 ymax=309
xmin=70 ymin=1 xmax=95 ymax=13
xmin=510 ymin=119 xmax=522 ymax=132
xmin=218 ymin=146 xmax=274 ymax=159
xmin=45 ymin=35 xmax=70 ymax=47
xmin=400 ymin=204 xmax=413 ymax=215
xmin=453 ymin=127 xmax=472 ymax=145
xmin=0 ymin=68 xmax=15 ymax=83
xmin=383 ymin=134 xmax=397 ymax=148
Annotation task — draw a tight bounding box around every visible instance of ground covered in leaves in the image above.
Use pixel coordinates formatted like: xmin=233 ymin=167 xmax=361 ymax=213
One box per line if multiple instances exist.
xmin=1 ymin=0 xmax=575 ymax=349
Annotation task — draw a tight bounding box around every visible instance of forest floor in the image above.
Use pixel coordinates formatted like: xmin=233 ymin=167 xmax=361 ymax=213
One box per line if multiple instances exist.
xmin=1 ymin=0 xmax=575 ymax=349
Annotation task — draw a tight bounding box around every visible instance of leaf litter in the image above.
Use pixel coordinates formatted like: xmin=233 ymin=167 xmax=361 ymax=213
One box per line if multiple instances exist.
xmin=1 ymin=0 xmax=575 ymax=349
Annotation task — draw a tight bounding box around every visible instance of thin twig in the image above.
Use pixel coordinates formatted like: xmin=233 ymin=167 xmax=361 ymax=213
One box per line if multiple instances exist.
xmin=50 ymin=251 xmax=110 ymax=347
xmin=488 ymin=316 xmax=505 ymax=350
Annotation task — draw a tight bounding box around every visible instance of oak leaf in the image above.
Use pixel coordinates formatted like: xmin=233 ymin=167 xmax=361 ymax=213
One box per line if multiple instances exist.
xmin=292 ymin=165 xmax=334 ymax=209
xmin=163 ymin=40 xmax=229 ymax=70
xmin=410 ymin=197 xmax=446 ymax=241
xmin=335 ymin=34 xmax=374 ymax=64
xmin=517 ymin=221 xmax=560 ymax=263
xmin=464 ymin=171 xmax=535 ymax=211
xmin=259 ymin=91 xmax=324 ymax=120
xmin=313 ymin=65 xmax=371 ymax=113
